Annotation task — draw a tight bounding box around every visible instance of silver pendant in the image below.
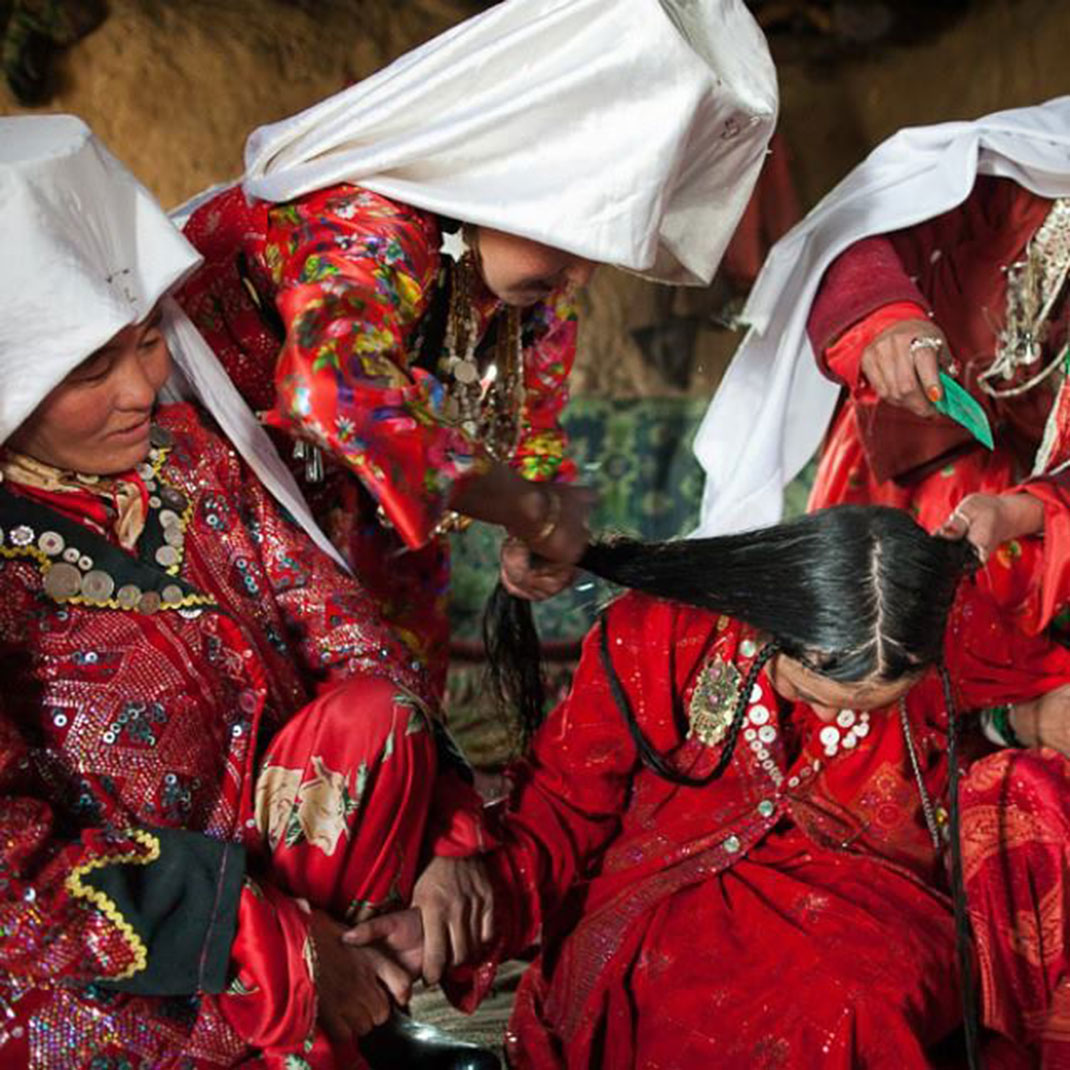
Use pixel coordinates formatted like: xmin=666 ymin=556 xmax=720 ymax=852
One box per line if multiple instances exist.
xmin=137 ymin=590 xmax=162 ymax=615
xmin=453 ymin=359 xmax=479 ymax=385
xmin=81 ymin=570 xmax=116 ymax=603
xmin=155 ymin=545 xmax=180 ymax=569
xmin=116 ymin=584 xmax=142 ymax=610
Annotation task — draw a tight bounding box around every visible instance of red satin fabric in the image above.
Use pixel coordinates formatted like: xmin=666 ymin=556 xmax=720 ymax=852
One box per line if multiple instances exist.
xmin=452 ymin=597 xmax=983 ymax=1068
xmin=222 ymin=676 xmax=437 ymax=1068
xmin=446 ymin=517 xmax=1070 ymax=1068
xmin=177 ymin=184 xmax=578 ymax=698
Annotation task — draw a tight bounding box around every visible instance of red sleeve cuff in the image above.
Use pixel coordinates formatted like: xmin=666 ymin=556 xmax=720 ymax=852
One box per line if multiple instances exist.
xmin=822 ymin=301 xmax=931 ymax=392
xmin=1006 ymin=477 xmax=1070 ymax=635
xmin=808 ymin=235 xmax=930 ymax=359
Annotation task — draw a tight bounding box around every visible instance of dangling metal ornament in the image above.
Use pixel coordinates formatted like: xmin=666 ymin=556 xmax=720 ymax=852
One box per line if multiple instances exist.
xmin=980 ymin=198 xmax=1070 ymax=400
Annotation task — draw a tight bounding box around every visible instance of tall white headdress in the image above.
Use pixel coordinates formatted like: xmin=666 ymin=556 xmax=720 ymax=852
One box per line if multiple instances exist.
xmin=242 ymin=0 xmax=778 ymax=287
xmin=693 ymin=96 xmax=1070 ymax=536
xmin=0 ymin=115 xmax=346 ymax=568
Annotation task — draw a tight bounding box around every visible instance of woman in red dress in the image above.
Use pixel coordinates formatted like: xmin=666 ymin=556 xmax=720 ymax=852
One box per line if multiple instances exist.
xmin=356 ymin=488 xmax=1070 ymax=1068
xmin=0 ymin=116 xmax=498 ymax=1069
xmin=176 ymin=0 xmax=779 ymax=696
xmin=807 ymin=175 xmax=1070 ymax=538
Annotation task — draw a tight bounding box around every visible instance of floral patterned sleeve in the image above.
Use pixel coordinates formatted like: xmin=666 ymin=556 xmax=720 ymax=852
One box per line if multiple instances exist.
xmin=514 ymin=290 xmax=579 ymax=484
xmin=262 ymin=186 xmax=487 ymax=549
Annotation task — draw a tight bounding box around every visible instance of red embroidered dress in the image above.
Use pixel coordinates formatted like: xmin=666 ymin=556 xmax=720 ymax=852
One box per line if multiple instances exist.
xmin=448 ymin=513 xmax=1070 ymax=1068
xmin=807 ymin=176 xmax=1066 ymax=527
xmin=178 ymin=185 xmax=578 ymax=694
xmin=0 ymin=403 xmax=477 ymax=1068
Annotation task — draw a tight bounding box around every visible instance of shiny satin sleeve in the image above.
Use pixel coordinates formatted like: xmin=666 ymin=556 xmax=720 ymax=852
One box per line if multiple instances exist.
xmin=445 ymin=602 xmax=645 ymax=1010
xmin=263 ymin=185 xmax=488 ymax=549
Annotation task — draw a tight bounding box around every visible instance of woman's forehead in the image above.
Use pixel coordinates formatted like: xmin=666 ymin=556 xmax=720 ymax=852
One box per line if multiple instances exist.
xmin=781 ymin=654 xmax=920 ymax=706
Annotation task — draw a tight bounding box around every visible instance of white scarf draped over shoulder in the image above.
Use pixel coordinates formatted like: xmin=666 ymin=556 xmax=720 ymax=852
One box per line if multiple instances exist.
xmin=692 ymin=96 xmax=1070 ymax=537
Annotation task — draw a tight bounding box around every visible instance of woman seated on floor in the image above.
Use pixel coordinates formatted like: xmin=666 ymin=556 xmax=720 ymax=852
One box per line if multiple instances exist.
xmin=351 ymin=491 xmax=1070 ymax=1069
xmin=0 ymin=114 xmax=500 ymax=1069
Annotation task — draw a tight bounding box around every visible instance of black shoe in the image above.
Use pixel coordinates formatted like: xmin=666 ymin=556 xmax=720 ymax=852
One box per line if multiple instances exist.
xmin=359 ymin=1013 xmax=501 ymax=1070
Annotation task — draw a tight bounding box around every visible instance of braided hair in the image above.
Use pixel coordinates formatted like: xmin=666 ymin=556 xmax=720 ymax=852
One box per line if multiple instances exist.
xmin=598 ymin=615 xmax=780 ymax=788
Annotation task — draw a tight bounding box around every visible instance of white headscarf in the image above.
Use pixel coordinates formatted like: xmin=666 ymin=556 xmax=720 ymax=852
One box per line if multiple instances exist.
xmin=241 ymin=0 xmax=778 ymax=287
xmin=692 ymin=96 xmax=1070 ymax=536
xmin=0 ymin=115 xmax=347 ymax=569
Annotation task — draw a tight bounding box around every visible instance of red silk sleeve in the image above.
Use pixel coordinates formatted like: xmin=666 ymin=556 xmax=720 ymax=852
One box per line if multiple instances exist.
xmin=808 ymin=235 xmax=931 ymax=374
xmin=445 ymin=613 xmax=640 ymax=1010
xmin=1007 ymin=475 xmax=1070 ymax=636
xmin=218 ymin=879 xmax=318 ymax=1053
xmin=262 ymin=186 xmax=490 ymax=549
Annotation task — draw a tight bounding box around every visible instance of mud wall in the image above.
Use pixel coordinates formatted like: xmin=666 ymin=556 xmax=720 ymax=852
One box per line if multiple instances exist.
xmin=3 ymin=0 xmax=1068 ymax=396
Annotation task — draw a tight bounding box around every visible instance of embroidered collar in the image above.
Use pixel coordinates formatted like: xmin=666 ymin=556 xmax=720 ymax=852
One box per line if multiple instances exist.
xmin=0 ymin=425 xmax=214 ymax=614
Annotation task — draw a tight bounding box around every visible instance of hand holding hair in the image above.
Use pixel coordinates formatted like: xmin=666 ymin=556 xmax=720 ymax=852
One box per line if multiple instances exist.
xmin=448 ymin=462 xmax=595 ymax=566
xmin=935 ymin=490 xmax=1045 ymax=562
xmin=500 ymin=536 xmax=576 ymax=601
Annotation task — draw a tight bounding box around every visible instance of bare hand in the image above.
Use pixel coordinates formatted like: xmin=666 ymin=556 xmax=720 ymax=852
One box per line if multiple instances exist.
xmin=342 ymin=907 xmax=425 ymax=979
xmin=860 ymin=318 xmax=950 ymax=417
xmin=935 ymin=491 xmax=1045 ymax=562
xmin=1010 ymin=684 xmax=1070 ymax=757
xmin=411 ymin=856 xmax=495 ymax=986
xmin=500 ymin=536 xmax=576 ymax=600
xmin=309 ymin=909 xmax=412 ymax=1042
xmin=513 ymin=484 xmax=595 ymax=566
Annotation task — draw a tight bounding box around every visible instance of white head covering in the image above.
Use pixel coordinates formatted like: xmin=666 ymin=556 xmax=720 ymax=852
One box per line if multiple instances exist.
xmin=0 ymin=114 xmax=346 ymax=568
xmin=242 ymin=0 xmax=778 ymax=286
xmin=692 ymin=96 xmax=1070 ymax=536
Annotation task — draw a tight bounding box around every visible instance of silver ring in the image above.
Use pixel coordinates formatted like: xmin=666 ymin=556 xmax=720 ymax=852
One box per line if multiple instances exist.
xmin=951 ymin=507 xmax=972 ymax=531
xmin=909 ymin=336 xmax=943 ymax=355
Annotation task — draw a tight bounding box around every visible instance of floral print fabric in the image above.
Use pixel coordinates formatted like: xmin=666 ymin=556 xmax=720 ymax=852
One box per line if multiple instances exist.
xmin=179 ymin=183 xmax=579 ymax=695
xmin=180 ymin=183 xmax=578 ymax=551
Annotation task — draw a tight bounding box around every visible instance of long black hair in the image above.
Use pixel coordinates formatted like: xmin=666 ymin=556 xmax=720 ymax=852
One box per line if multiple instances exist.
xmin=483 ymin=503 xmax=981 ymax=1067
xmin=582 ymin=504 xmax=975 ymax=683
xmin=485 ymin=505 xmax=976 ymax=740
